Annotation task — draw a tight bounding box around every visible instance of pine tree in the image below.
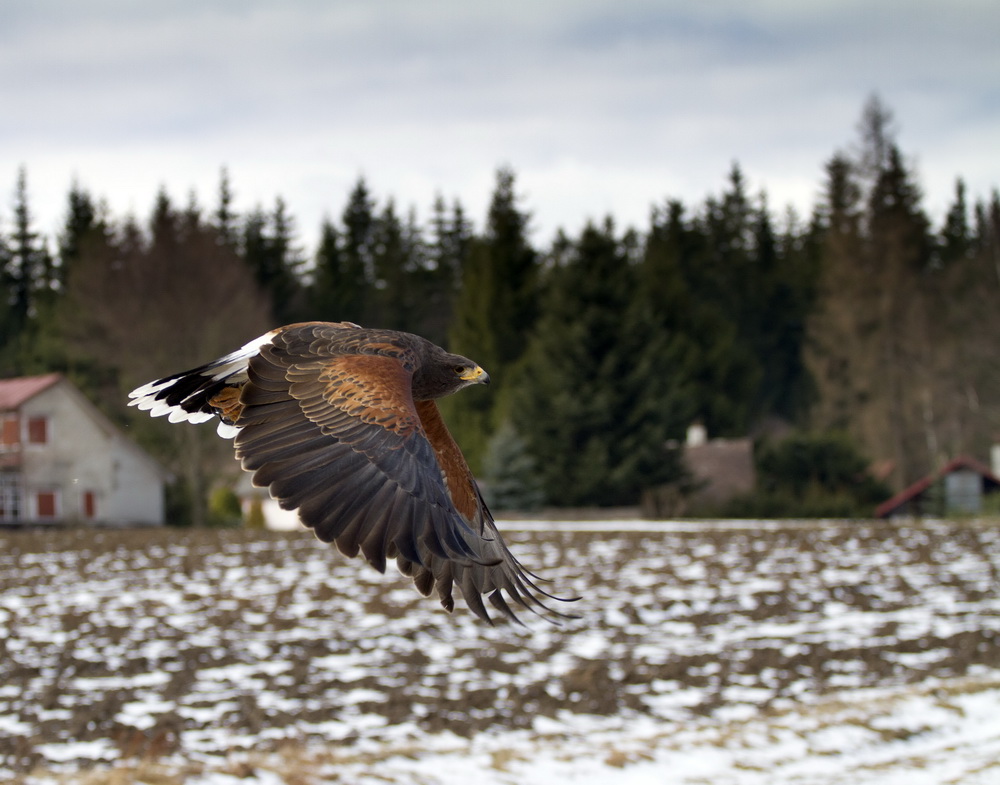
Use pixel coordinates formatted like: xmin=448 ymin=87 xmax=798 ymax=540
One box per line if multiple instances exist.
xmin=643 ymin=193 xmax=761 ymax=437
xmin=0 ymin=226 xmax=12 ymax=370
xmin=693 ymin=165 xmax=816 ymax=430
xmin=749 ymin=200 xmax=819 ymax=422
xmin=369 ymin=199 xmax=415 ymax=330
xmin=428 ymin=194 xmax=468 ymax=291
xmin=340 ymin=178 xmax=376 ymax=322
xmin=687 ymin=166 xmax=776 ymax=433
xmin=9 ymin=168 xmax=53 ymax=322
xmin=181 ymin=190 xmax=203 ymax=237
xmin=1 ymin=168 xmax=54 ymax=372
xmin=20 ymin=184 xmax=112 ymax=378
xmin=270 ymin=197 xmax=305 ymax=322
xmin=512 ymin=220 xmax=682 ymax=506
xmin=58 ymin=182 xmax=100 ymax=281
xmin=150 ymin=187 xmax=179 ymax=252
xmin=940 ymin=179 xmax=972 ymax=266
xmin=637 ymin=200 xmax=724 ymax=434
xmin=450 ymin=167 xmax=538 ymax=374
xmin=399 ymin=196 xmax=468 ymax=347
xmin=214 ymin=167 xmax=238 ymax=248
xmin=240 ymin=198 xmax=303 ymax=324
xmin=481 ymin=420 xmax=545 ymax=511
xmin=443 ymin=167 xmax=539 ymax=472
xmin=309 ymin=217 xmax=366 ymax=323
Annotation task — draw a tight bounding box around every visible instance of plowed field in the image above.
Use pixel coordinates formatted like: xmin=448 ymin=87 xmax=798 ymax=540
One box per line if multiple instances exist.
xmin=2 ymin=519 xmax=999 ymax=783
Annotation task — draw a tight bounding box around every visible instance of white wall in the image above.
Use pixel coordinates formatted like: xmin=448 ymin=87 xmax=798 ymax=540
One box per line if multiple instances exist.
xmin=18 ymin=381 xmax=165 ymax=525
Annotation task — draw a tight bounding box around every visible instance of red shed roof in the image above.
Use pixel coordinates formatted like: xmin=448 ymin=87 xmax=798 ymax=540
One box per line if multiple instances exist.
xmin=875 ymin=455 xmax=1000 ymax=518
xmin=0 ymin=373 xmax=62 ymax=410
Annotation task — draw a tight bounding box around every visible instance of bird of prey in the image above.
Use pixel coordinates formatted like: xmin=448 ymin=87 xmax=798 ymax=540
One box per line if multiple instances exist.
xmin=129 ymin=321 xmax=573 ymax=624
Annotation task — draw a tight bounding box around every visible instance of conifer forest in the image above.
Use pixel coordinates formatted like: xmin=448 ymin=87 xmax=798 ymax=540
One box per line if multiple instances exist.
xmin=2 ymin=98 xmax=999 ymax=521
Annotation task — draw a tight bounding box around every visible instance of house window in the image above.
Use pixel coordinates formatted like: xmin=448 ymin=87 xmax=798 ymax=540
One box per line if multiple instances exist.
xmin=35 ymin=490 xmax=58 ymax=519
xmin=1 ymin=415 xmax=19 ymax=448
xmin=27 ymin=416 xmax=49 ymax=445
xmin=82 ymin=490 xmax=97 ymax=519
xmin=0 ymin=473 xmax=22 ymax=520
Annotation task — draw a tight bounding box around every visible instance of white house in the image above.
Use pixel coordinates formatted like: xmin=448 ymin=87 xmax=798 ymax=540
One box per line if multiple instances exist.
xmin=0 ymin=373 xmax=167 ymax=526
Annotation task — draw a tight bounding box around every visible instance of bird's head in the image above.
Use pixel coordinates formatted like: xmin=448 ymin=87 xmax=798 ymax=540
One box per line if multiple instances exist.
xmin=413 ymin=343 xmax=490 ymax=400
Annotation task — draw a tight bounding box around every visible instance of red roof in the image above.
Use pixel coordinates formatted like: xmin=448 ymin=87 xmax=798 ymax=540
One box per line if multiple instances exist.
xmin=875 ymin=455 xmax=1000 ymax=518
xmin=0 ymin=373 xmax=62 ymax=410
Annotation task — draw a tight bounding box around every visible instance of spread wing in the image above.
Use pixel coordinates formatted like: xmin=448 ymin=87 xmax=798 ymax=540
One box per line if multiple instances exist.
xmin=233 ymin=329 xmax=572 ymax=624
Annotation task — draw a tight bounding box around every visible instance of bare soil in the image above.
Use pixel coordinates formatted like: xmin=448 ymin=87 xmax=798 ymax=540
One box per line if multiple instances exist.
xmin=1 ymin=520 xmax=998 ymax=779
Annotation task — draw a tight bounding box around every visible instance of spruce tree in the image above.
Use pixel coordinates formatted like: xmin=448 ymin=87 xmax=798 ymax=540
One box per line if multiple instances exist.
xmin=9 ymin=168 xmax=53 ymax=323
xmin=22 ymin=184 xmax=111 ymax=378
xmin=940 ymin=179 xmax=972 ymax=266
xmin=443 ymin=167 xmax=538 ymax=472
xmin=395 ymin=196 xmax=469 ymax=347
xmin=481 ymin=420 xmax=545 ymax=511
xmin=0 ymin=226 xmax=12 ymax=372
xmin=240 ymin=198 xmax=303 ymax=324
xmin=748 ymin=200 xmax=818 ymax=422
xmin=644 ymin=197 xmax=757 ymax=436
xmin=340 ymin=178 xmax=376 ymax=322
xmin=450 ymin=167 xmax=537 ymax=373
xmin=214 ymin=167 xmax=239 ymax=248
xmin=150 ymin=187 xmax=179 ymax=252
xmin=1 ymin=168 xmax=54 ymax=372
xmin=271 ymin=197 xmax=306 ymax=322
xmin=58 ymin=182 xmax=100 ymax=281
xmin=512 ymin=220 xmax=681 ymax=506
xmin=369 ymin=199 xmax=414 ymax=330
xmin=428 ymin=195 xmax=468 ymax=293
xmin=309 ymin=218 xmax=366 ymax=323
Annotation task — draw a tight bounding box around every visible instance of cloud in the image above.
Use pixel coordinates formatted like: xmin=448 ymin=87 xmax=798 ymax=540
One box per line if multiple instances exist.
xmin=1 ymin=1 xmax=998 ymax=248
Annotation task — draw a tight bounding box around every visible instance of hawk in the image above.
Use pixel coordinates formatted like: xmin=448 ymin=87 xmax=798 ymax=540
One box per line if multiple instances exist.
xmin=129 ymin=321 xmax=573 ymax=624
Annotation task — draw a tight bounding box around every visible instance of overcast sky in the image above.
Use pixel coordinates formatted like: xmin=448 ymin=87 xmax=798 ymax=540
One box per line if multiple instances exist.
xmin=2 ymin=0 xmax=998 ymax=253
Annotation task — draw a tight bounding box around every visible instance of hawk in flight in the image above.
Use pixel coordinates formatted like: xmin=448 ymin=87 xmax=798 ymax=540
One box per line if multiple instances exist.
xmin=129 ymin=321 xmax=573 ymax=624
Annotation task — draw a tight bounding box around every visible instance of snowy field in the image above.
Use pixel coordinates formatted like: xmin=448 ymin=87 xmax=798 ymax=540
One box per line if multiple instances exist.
xmin=1 ymin=519 xmax=999 ymax=784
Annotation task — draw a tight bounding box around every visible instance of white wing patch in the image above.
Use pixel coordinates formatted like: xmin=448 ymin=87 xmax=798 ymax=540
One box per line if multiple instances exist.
xmin=217 ymin=421 xmax=241 ymax=439
xmin=127 ymin=328 xmax=280 ymax=431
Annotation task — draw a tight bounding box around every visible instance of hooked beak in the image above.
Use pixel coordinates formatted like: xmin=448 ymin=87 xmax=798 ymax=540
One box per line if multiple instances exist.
xmin=460 ymin=365 xmax=490 ymax=385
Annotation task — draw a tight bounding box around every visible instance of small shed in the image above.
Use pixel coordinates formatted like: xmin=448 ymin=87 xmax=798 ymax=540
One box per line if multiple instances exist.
xmin=643 ymin=424 xmax=756 ymax=517
xmin=875 ymin=456 xmax=1000 ymax=519
xmin=0 ymin=373 xmax=167 ymax=526
xmin=684 ymin=436 xmax=756 ymax=512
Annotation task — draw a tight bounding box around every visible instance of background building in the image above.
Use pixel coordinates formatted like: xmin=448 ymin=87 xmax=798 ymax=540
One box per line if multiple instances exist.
xmin=0 ymin=374 xmax=166 ymax=526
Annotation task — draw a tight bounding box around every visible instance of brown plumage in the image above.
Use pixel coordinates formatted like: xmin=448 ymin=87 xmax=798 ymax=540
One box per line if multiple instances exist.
xmin=129 ymin=321 xmax=575 ymax=624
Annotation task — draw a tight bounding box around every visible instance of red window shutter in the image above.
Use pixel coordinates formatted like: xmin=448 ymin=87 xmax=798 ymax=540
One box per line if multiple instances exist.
xmin=83 ymin=491 xmax=97 ymax=518
xmin=27 ymin=417 xmax=48 ymax=445
xmin=1 ymin=416 xmax=19 ymax=446
xmin=36 ymin=491 xmax=56 ymax=518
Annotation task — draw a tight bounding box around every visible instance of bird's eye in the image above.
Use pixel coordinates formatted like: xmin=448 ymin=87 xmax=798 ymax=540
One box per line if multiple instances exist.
xmin=454 ymin=365 xmax=467 ymax=375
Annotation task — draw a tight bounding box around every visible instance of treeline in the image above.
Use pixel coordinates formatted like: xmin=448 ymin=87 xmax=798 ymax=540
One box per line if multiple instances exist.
xmin=2 ymin=97 xmax=999 ymax=520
